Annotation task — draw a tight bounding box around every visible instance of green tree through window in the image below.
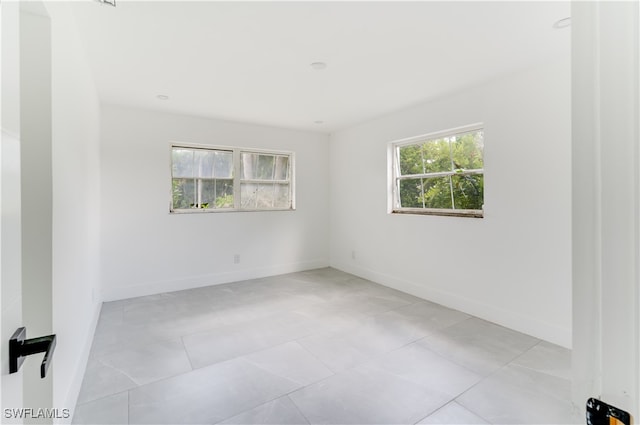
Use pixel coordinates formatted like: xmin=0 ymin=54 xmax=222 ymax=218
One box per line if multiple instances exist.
xmin=392 ymin=126 xmax=484 ymax=217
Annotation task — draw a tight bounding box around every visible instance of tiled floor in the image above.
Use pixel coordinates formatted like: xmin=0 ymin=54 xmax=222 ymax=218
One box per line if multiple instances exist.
xmin=73 ymin=268 xmax=582 ymax=424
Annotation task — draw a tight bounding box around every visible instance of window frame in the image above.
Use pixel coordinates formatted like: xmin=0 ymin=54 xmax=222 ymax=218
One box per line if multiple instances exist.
xmin=169 ymin=143 xmax=296 ymax=214
xmin=388 ymin=123 xmax=484 ymax=218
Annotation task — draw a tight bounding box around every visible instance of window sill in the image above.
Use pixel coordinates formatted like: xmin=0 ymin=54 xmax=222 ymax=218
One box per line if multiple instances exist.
xmin=391 ymin=208 xmax=483 ymax=218
xmin=170 ymin=207 xmax=295 ymax=214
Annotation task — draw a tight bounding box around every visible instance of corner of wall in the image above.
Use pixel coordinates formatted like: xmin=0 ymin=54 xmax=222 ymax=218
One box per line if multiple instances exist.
xmin=330 ymin=259 xmax=572 ymax=348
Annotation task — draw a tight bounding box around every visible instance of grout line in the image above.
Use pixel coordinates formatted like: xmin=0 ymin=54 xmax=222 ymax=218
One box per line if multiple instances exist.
xmin=286 ymin=394 xmax=312 ymax=425
xmin=504 ymin=338 xmax=543 ymax=364
xmin=126 ymin=390 xmax=130 ymax=425
xmin=97 ymin=359 xmax=141 ymax=387
xmin=411 ymin=399 xmax=454 ymax=425
xmin=238 ymin=356 xmax=305 ymax=388
xmin=75 ymin=389 xmax=130 ymax=408
xmin=180 ymin=335 xmax=196 ymax=371
xmin=452 ymin=398 xmax=494 ymax=425
xmin=294 ymin=340 xmax=339 ymax=375
xmin=82 ymin=268 xmax=572 ymax=425
xmin=212 ymin=391 xmax=299 ymax=425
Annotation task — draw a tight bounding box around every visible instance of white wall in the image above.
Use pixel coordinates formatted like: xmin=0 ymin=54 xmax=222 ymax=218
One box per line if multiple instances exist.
xmin=329 ymin=56 xmax=572 ymax=347
xmin=46 ymin=3 xmax=102 ymax=418
xmin=100 ymin=105 xmax=330 ymax=301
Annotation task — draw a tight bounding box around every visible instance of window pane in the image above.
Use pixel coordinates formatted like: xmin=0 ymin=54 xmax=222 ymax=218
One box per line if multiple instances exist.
xmin=452 ymin=174 xmax=483 ymax=210
xmin=172 ymin=147 xmax=294 ymax=213
xmin=399 ymin=178 xmax=424 ymax=208
xmin=241 ymin=153 xmax=258 ymax=180
xmin=199 ymin=180 xmax=216 ymax=209
xmin=242 ymin=183 xmax=289 ymax=209
xmin=274 ymin=156 xmax=289 ymax=180
xmin=257 ymin=155 xmax=275 ymax=180
xmin=422 ymin=139 xmax=452 ymax=173
xmin=172 ymin=178 xmax=195 ymax=209
xmin=450 ymin=131 xmax=484 ymax=170
xmin=274 ymin=184 xmax=290 ymax=208
xmin=215 ymin=180 xmax=234 ymax=208
xmin=398 ymin=145 xmax=423 ymax=176
xmin=195 ymin=179 xmax=234 ymax=209
xmin=214 ymin=151 xmax=233 ymax=178
xmin=256 ymin=183 xmax=275 ymax=208
xmin=423 ymin=176 xmax=453 ymax=209
xmin=392 ymin=127 xmax=483 ymax=216
xmin=240 ymin=183 xmax=257 ymax=208
xmin=241 ymin=153 xmax=279 ymax=180
xmin=195 ymin=150 xmax=215 ymax=178
xmin=172 ymin=149 xmax=194 ymax=178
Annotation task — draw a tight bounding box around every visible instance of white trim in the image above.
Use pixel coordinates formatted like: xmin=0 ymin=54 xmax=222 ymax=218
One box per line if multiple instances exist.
xmin=388 ymin=124 xmax=484 ymax=216
xmin=572 ymin=1 xmax=640 ymax=415
xmin=169 ymin=207 xmax=294 ymax=214
xmin=169 ymin=141 xmax=293 ymax=157
xmin=391 ymin=207 xmax=483 ymax=218
xmin=101 ymin=258 xmax=329 ymax=302
xmin=169 ymin=142 xmax=296 ymax=213
xmin=390 ymin=122 xmax=484 ymax=148
xmin=233 ymin=145 xmax=241 ymax=209
xmin=396 ymin=169 xmax=483 ymax=180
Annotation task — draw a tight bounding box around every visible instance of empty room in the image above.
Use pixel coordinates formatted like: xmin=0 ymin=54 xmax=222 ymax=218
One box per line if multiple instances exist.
xmin=1 ymin=1 xmax=639 ymax=424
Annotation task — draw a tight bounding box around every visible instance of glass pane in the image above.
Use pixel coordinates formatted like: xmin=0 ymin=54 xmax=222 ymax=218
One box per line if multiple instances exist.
xmin=399 ymin=178 xmax=424 ymax=208
xmin=241 ymin=153 xmax=258 ymax=180
xmin=199 ymin=180 xmax=216 ymax=209
xmin=172 ymin=178 xmax=195 ymax=209
xmin=257 ymin=155 xmax=275 ymax=180
xmin=450 ymin=131 xmax=484 ymax=170
xmin=194 ymin=150 xmax=215 ymax=178
xmin=274 ymin=156 xmax=289 ymax=180
xmin=398 ymin=145 xmax=423 ymax=176
xmin=423 ymin=176 xmax=453 ymax=209
xmin=274 ymin=184 xmax=290 ymax=208
xmin=196 ymin=179 xmax=234 ymax=209
xmin=421 ymin=139 xmax=452 ymax=173
xmin=452 ymin=174 xmax=483 ymax=210
xmin=256 ymin=184 xmax=275 ymax=208
xmin=214 ymin=151 xmax=233 ymax=178
xmin=172 ymin=149 xmax=194 ymax=178
xmin=240 ymin=183 xmax=257 ymax=208
xmin=215 ymin=180 xmax=234 ymax=208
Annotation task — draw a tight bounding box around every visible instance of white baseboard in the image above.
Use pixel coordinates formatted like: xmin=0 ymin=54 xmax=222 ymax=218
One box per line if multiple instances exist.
xmin=58 ymin=301 xmax=101 ymax=425
xmin=331 ymin=260 xmax=572 ymax=349
xmin=102 ymin=258 xmax=330 ymax=302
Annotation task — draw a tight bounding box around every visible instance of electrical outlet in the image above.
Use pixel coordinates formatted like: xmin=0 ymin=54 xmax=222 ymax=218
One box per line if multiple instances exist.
xmin=234 ymin=254 xmax=240 ymax=264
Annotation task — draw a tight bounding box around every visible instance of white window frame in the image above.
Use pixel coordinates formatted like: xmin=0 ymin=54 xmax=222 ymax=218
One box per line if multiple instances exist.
xmin=387 ymin=123 xmax=484 ymax=218
xmin=170 ymin=143 xmax=296 ymax=213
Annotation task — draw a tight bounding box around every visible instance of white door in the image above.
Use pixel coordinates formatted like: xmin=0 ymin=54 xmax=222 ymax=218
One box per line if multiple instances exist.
xmin=1 ymin=0 xmax=25 ymax=417
xmin=2 ymin=2 xmax=55 ymax=422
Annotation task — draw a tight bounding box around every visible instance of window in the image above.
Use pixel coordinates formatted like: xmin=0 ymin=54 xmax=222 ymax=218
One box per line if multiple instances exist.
xmin=389 ymin=124 xmax=484 ymax=217
xmin=170 ymin=145 xmax=294 ymax=213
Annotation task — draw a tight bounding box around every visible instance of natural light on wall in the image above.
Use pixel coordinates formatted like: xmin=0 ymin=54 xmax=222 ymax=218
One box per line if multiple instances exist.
xmin=388 ymin=124 xmax=484 ymax=218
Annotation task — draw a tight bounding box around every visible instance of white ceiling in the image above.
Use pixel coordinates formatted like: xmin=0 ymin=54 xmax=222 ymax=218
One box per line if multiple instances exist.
xmin=70 ymin=1 xmax=570 ymax=134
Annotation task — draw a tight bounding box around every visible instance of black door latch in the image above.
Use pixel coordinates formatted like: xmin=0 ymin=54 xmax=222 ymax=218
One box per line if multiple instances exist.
xmin=9 ymin=327 xmax=56 ymax=378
